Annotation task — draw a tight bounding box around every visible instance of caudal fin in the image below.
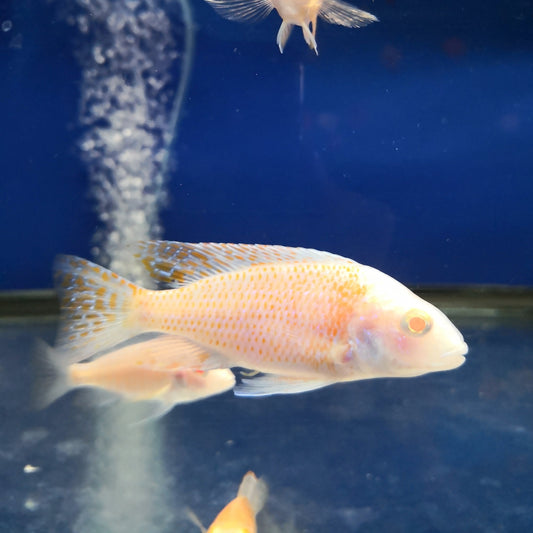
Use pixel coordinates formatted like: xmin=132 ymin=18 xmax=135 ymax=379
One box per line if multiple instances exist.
xmin=32 ymin=340 xmax=73 ymax=409
xmin=54 ymin=255 xmax=144 ymax=363
xmin=237 ymin=471 xmax=268 ymax=516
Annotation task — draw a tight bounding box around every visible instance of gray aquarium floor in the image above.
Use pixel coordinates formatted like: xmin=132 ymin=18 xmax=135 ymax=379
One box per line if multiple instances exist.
xmin=1 ymin=293 xmax=532 ymax=532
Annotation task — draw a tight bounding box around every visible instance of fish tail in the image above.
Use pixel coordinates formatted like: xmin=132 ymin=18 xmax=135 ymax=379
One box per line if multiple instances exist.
xmin=54 ymin=255 xmax=145 ymax=362
xmin=238 ymin=471 xmax=268 ymax=516
xmin=32 ymin=340 xmax=73 ymax=409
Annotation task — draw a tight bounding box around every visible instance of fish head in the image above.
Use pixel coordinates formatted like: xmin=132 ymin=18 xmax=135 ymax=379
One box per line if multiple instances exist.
xmin=347 ymin=267 xmax=467 ymax=379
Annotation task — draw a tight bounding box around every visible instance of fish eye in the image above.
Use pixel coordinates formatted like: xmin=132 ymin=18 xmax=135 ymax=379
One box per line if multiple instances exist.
xmin=401 ymin=309 xmax=432 ymax=336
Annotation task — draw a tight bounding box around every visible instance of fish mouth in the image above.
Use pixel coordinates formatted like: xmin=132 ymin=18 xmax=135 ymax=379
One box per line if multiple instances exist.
xmin=436 ymin=341 xmax=468 ymax=369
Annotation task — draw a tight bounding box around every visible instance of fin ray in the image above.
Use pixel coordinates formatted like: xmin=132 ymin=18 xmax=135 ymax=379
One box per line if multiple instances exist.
xmin=277 ymin=21 xmax=293 ymax=53
xmin=101 ymin=334 xmax=222 ymax=371
xmin=319 ymin=0 xmax=378 ymax=28
xmin=126 ymin=400 xmax=177 ymax=425
xmin=135 ymin=241 xmax=353 ymax=288
xmin=54 ymin=255 xmax=143 ymax=362
xmin=301 ymin=23 xmax=318 ymax=54
xmin=186 ymin=508 xmax=207 ymax=533
xmin=234 ymin=374 xmax=333 ymax=396
xmin=32 ymin=340 xmax=73 ymax=409
xmin=203 ymin=0 xmax=274 ymax=23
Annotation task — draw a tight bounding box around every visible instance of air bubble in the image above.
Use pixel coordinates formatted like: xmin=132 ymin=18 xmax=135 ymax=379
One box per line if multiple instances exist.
xmin=24 ymin=498 xmax=39 ymax=512
xmin=92 ymin=45 xmax=106 ymax=64
xmin=69 ymin=3 xmax=196 ymax=527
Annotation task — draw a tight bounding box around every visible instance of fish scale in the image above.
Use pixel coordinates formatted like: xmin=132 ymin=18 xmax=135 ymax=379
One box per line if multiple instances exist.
xmin=135 ymin=260 xmax=361 ymax=376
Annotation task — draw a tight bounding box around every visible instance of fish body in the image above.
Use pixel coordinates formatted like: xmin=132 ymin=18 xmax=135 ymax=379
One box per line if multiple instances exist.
xmin=35 ymin=336 xmax=235 ymax=417
xmin=189 ymin=471 xmax=267 ymax=533
xmin=203 ymin=0 xmax=377 ymax=54
xmin=54 ymin=242 xmax=467 ymax=397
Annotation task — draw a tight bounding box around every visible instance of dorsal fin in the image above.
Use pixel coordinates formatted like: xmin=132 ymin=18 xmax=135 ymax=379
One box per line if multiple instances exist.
xmin=134 ymin=241 xmax=353 ymax=288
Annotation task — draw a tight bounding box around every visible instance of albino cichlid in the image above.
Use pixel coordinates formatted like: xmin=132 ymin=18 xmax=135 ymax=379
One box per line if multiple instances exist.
xmin=53 ymin=241 xmax=467 ymax=397
xmin=203 ymin=0 xmax=377 ymax=54
xmin=34 ymin=336 xmax=235 ymax=419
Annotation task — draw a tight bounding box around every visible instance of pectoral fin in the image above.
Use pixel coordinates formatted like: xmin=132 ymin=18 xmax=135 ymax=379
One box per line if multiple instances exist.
xmin=203 ymin=0 xmax=274 ymax=23
xmin=319 ymin=0 xmax=378 ymax=28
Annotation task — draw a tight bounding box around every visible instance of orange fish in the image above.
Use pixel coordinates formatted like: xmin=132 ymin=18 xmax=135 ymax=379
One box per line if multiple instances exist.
xmin=54 ymin=242 xmax=467 ymax=396
xmin=188 ymin=471 xmax=267 ymax=533
xmin=203 ymin=0 xmax=378 ymax=54
xmin=34 ymin=336 xmax=235 ymax=419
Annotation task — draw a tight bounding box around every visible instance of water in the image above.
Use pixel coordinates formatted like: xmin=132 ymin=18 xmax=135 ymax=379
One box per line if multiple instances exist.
xmin=2 ymin=0 xmax=532 ymax=289
xmin=1 ymin=0 xmax=533 ymax=531
xmin=73 ymin=0 xmax=193 ymax=279
xmin=1 ymin=297 xmax=532 ymax=531
xmin=15 ymin=2 xmax=197 ymax=531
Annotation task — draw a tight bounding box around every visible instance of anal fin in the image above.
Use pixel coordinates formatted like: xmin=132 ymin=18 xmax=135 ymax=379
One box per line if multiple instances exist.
xmin=126 ymin=400 xmax=177 ymax=425
xmin=234 ymin=374 xmax=334 ymax=397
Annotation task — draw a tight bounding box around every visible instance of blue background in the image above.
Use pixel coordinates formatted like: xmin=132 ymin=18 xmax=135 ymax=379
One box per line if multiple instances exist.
xmin=1 ymin=0 xmax=532 ymax=290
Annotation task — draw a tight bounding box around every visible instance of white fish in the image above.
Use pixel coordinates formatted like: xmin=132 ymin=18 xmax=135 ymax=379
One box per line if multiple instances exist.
xmin=53 ymin=242 xmax=467 ymax=398
xmin=203 ymin=0 xmax=378 ymax=54
xmin=34 ymin=337 xmax=235 ymax=420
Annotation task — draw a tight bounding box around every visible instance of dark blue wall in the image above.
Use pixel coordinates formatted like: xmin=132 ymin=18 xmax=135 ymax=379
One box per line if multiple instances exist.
xmin=1 ymin=0 xmax=532 ymax=289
